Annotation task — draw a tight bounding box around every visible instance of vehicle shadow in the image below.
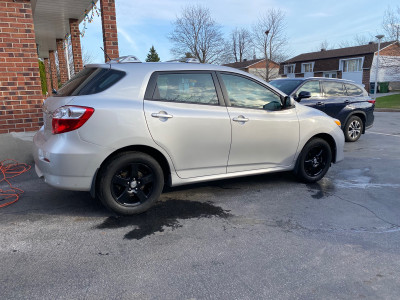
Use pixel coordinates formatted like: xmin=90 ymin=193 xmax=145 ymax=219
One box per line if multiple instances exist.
xmin=0 ymin=166 xmax=297 ymax=220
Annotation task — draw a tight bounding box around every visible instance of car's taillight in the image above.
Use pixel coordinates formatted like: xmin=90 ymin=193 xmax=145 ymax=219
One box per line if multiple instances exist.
xmin=367 ymin=100 xmax=376 ymax=104
xmin=52 ymin=106 xmax=94 ymax=134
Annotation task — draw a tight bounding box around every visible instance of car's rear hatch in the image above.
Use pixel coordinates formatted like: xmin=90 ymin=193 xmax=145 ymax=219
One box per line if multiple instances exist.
xmin=42 ymin=96 xmax=76 ymax=137
xmin=41 ymin=66 xmax=126 ymax=138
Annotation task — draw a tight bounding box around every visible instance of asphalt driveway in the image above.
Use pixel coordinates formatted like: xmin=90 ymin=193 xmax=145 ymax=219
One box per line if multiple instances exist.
xmin=1 ymin=112 xmax=399 ymax=300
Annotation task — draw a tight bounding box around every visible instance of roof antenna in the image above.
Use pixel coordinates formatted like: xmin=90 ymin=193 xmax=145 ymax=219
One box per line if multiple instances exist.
xmin=100 ymin=47 xmax=112 ymax=62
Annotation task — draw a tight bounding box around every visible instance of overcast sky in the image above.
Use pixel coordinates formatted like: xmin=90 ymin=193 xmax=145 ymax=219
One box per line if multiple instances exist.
xmin=80 ymin=0 xmax=396 ymax=63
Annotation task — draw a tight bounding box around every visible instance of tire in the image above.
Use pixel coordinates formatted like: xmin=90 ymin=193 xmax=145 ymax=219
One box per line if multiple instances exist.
xmin=97 ymin=152 xmax=164 ymax=215
xmin=344 ymin=116 xmax=363 ymax=142
xmin=294 ymin=138 xmax=332 ymax=183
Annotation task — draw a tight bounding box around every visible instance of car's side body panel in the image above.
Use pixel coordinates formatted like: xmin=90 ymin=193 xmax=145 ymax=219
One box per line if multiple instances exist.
xmin=226 ymin=106 xmax=300 ymax=172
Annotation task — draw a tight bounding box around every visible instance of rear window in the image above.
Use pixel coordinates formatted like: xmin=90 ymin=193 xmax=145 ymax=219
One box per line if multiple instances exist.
xmin=269 ymin=80 xmax=303 ymax=95
xmin=55 ymin=67 xmax=125 ymax=97
xmin=345 ymin=84 xmax=364 ymax=96
xmin=322 ymin=81 xmax=345 ymax=97
xmin=152 ymin=73 xmax=218 ymax=105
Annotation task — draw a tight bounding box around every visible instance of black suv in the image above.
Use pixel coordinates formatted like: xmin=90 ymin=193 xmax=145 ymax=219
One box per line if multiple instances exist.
xmin=270 ymin=78 xmax=375 ymax=142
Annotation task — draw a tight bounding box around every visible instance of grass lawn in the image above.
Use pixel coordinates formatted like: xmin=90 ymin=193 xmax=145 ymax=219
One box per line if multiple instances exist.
xmin=375 ymin=93 xmax=400 ymax=109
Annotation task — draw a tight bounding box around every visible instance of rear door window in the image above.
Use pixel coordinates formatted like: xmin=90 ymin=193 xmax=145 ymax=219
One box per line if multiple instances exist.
xmin=55 ymin=68 xmax=126 ymax=97
xmin=345 ymin=84 xmax=363 ymax=96
xmin=322 ymin=81 xmax=345 ymax=97
xmin=152 ymin=73 xmax=219 ymax=105
xmin=296 ymin=80 xmax=322 ymax=97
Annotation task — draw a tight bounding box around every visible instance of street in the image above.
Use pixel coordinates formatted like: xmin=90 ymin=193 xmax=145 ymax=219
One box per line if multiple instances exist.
xmin=1 ymin=112 xmax=400 ymax=300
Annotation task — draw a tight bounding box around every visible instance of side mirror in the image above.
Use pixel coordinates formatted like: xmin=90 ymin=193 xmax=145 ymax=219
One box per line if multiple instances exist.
xmin=283 ymin=96 xmax=295 ymax=108
xmin=263 ymin=101 xmax=282 ymax=111
xmin=296 ymin=91 xmax=311 ymax=102
xmin=52 ymin=88 xmax=58 ymax=95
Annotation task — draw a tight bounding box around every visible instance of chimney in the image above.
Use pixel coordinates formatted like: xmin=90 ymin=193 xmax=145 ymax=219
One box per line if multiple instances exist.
xmin=321 ymin=48 xmax=326 ymax=51
xmin=243 ymin=59 xmax=247 ymax=62
xmin=368 ymin=41 xmax=374 ymax=44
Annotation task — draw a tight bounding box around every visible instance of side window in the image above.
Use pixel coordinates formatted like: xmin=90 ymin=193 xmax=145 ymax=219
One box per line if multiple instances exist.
xmin=220 ymin=73 xmax=282 ymax=110
xmin=323 ymin=81 xmax=345 ymax=97
xmin=153 ymin=73 xmax=218 ymax=105
xmin=296 ymin=81 xmax=322 ymax=97
xmin=345 ymin=84 xmax=363 ymax=96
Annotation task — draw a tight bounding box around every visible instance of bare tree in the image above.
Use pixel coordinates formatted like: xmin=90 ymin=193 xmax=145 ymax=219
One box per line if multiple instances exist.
xmin=382 ymin=6 xmax=400 ymax=42
xmin=312 ymin=39 xmax=334 ymax=52
xmin=252 ymin=9 xmax=287 ymax=81
xmin=338 ymin=34 xmax=374 ymax=48
xmin=230 ymin=28 xmax=251 ymax=62
xmin=321 ymin=39 xmax=333 ymax=50
xmin=169 ymin=5 xmax=225 ymax=63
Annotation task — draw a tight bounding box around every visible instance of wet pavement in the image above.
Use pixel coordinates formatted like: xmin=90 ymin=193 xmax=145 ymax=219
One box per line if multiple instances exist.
xmin=1 ymin=112 xmax=400 ymax=299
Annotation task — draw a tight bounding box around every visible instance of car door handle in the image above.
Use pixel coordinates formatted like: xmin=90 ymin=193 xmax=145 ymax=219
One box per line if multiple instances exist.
xmin=316 ymin=102 xmax=325 ymax=106
xmin=232 ymin=116 xmax=249 ymax=122
xmin=151 ymin=112 xmax=173 ymax=119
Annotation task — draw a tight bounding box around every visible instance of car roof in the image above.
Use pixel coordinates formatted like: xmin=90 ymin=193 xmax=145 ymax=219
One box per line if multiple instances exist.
xmin=87 ymin=61 xmax=250 ymax=75
xmin=85 ymin=62 xmax=287 ymax=95
xmin=271 ymin=77 xmax=358 ymax=84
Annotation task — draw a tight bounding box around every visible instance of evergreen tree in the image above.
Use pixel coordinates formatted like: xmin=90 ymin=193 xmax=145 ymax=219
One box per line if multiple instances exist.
xmin=38 ymin=59 xmax=47 ymax=95
xmin=146 ymin=46 xmax=161 ymax=62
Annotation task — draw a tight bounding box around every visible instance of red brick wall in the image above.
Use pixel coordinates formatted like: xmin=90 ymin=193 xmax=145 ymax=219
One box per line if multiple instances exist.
xmin=379 ymin=42 xmax=400 ymax=56
xmin=362 ymin=69 xmax=370 ymax=89
xmin=56 ymin=39 xmax=68 ymax=85
xmin=43 ymin=58 xmax=51 ymax=96
xmin=0 ymin=0 xmax=43 ymax=134
xmin=100 ymin=0 xmax=119 ymax=61
xmin=249 ymin=59 xmax=279 ymax=69
xmin=69 ymin=18 xmax=83 ymax=73
xmin=49 ymin=50 xmax=58 ymax=91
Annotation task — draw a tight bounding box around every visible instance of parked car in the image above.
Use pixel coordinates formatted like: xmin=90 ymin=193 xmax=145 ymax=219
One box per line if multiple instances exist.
xmin=33 ymin=57 xmax=344 ymax=215
xmin=269 ymin=78 xmax=375 ymax=142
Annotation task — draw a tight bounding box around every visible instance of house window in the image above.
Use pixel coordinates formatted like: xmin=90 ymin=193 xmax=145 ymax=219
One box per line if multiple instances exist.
xmin=324 ymin=72 xmax=337 ymax=78
xmin=284 ymin=64 xmax=295 ymax=74
xmin=340 ymin=58 xmax=363 ymax=72
xmin=301 ymin=63 xmax=314 ymax=73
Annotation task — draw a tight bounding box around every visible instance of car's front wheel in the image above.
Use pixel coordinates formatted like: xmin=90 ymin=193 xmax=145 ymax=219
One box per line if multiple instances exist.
xmin=97 ymin=152 xmax=164 ymax=215
xmin=294 ymin=138 xmax=332 ymax=183
xmin=344 ymin=115 xmax=363 ymax=142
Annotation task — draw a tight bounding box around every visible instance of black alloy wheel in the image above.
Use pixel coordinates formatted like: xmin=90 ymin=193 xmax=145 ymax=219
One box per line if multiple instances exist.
xmin=111 ymin=163 xmax=154 ymax=207
xmin=304 ymin=146 xmax=328 ymax=177
xmin=344 ymin=116 xmax=363 ymax=142
xmin=98 ymin=152 xmax=164 ymax=215
xmin=295 ymin=138 xmax=332 ymax=183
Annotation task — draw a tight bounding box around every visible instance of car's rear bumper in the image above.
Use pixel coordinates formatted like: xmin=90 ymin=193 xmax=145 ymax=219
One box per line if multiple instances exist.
xmin=33 ymin=127 xmax=107 ymax=191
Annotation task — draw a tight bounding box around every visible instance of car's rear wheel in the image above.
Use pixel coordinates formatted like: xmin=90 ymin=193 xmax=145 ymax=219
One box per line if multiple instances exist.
xmin=294 ymin=138 xmax=332 ymax=183
xmin=344 ymin=116 xmax=363 ymax=142
xmin=97 ymin=152 xmax=164 ymax=215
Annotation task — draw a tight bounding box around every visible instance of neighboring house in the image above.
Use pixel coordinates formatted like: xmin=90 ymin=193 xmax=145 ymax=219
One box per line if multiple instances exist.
xmin=223 ymin=58 xmax=280 ymax=81
xmin=280 ymin=42 xmax=400 ymax=90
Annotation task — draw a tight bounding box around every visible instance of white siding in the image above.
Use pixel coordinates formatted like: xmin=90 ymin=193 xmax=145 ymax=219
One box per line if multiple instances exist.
xmin=303 ymin=72 xmax=314 ymax=78
xmin=370 ymin=56 xmax=400 ymax=82
xmin=342 ymin=72 xmax=363 ymax=84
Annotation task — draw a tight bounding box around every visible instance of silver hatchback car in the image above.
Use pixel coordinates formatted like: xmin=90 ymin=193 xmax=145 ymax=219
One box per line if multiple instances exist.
xmin=34 ymin=57 xmax=344 ymax=215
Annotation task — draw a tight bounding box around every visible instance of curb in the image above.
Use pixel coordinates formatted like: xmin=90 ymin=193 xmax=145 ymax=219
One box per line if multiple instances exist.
xmin=375 ymin=108 xmax=400 ymax=112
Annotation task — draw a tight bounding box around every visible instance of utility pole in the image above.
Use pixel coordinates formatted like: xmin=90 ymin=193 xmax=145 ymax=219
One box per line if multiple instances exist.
xmin=373 ymin=34 xmax=384 ymax=99
xmin=265 ymin=29 xmax=270 ymax=81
